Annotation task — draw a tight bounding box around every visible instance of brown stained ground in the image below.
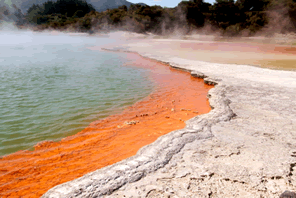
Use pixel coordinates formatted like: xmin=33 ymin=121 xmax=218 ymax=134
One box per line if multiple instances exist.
xmin=0 ymin=53 xmax=213 ymax=198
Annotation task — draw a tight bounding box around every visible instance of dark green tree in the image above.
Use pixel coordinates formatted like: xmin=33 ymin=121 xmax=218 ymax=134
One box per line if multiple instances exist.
xmin=26 ymin=4 xmax=44 ymax=23
xmin=190 ymin=0 xmax=211 ymax=12
xmin=178 ymin=1 xmax=206 ymax=28
xmin=211 ymin=0 xmax=240 ymax=29
xmin=235 ymin=0 xmax=270 ymax=11
xmin=26 ymin=0 xmax=95 ymax=24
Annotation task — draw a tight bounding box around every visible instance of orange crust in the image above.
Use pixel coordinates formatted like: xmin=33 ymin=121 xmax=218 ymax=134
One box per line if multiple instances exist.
xmin=0 ymin=53 xmax=213 ymax=198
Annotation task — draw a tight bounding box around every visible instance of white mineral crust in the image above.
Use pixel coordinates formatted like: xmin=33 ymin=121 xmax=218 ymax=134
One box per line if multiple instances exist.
xmin=42 ymin=39 xmax=296 ymax=198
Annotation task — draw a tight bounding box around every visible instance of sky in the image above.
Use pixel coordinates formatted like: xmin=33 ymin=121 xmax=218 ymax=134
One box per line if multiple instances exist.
xmin=128 ymin=0 xmax=216 ymax=7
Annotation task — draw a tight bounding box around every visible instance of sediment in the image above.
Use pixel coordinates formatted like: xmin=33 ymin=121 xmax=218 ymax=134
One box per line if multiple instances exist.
xmin=43 ymin=39 xmax=296 ymax=197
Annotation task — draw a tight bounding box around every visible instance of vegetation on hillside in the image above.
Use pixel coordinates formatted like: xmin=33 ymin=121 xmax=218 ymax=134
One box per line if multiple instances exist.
xmin=0 ymin=4 xmax=26 ymax=26
xmin=25 ymin=0 xmax=95 ymax=26
xmin=6 ymin=0 xmax=296 ymax=36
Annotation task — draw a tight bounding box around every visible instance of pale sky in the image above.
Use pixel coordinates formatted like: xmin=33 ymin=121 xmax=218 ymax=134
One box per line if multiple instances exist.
xmin=128 ymin=0 xmax=216 ymax=7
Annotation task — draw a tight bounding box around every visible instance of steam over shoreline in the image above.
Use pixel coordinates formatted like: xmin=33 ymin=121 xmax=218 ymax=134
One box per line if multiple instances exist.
xmin=2 ymin=0 xmax=296 ymax=38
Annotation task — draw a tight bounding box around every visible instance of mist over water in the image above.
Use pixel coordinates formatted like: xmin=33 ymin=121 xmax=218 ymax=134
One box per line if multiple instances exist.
xmin=0 ymin=31 xmax=155 ymax=156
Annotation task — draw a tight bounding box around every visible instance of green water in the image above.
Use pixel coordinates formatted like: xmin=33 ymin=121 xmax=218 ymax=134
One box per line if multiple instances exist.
xmin=0 ymin=31 xmax=155 ymax=156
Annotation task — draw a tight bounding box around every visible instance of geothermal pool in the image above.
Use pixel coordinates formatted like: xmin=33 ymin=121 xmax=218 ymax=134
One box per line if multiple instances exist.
xmin=0 ymin=31 xmax=156 ymax=156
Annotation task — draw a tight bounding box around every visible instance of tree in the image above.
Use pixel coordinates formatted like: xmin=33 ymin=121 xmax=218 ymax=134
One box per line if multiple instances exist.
xmin=178 ymin=1 xmax=206 ymax=28
xmin=235 ymin=0 xmax=270 ymax=11
xmin=212 ymin=0 xmax=240 ymax=29
xmin=26 ymin=0 xmax=95 ymax=24
xmin=189 ymin=0 xmax=211 ymax=12
xmin=26 ymin=4 xmax=44 ymax=23
xmin=191 ymin=0 xmax=203 ymax=3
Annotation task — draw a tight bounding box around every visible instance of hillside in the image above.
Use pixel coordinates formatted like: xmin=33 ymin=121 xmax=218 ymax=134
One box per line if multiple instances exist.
xmin=19 ymin=0 xmax=146 ymax=13
xmin=88 ymin=0 xmax=132 ymax=12
xmin=0 ymin=3 xmax=26 ymax=25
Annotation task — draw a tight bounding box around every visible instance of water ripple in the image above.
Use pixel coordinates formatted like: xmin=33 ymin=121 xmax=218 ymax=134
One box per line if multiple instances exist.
xmin=0 ymin=33 xmax=155 ymax=156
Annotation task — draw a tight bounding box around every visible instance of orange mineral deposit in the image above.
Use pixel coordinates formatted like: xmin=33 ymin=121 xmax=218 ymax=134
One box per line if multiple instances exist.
xmin=0 ymin=53 xmax=213 ymax=198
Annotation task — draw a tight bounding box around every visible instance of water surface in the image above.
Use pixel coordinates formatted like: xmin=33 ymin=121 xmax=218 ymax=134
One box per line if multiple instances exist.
xmin=0 ymin=31 xmax=155 ymax=156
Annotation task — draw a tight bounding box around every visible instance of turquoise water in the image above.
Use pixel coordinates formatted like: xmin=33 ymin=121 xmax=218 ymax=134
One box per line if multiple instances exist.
xmin=0 ymin=31 xmax=154 ymax=156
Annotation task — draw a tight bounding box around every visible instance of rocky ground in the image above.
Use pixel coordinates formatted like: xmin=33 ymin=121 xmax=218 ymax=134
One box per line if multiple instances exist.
xmin=42 ymin=38 xmax=296 ymax=198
